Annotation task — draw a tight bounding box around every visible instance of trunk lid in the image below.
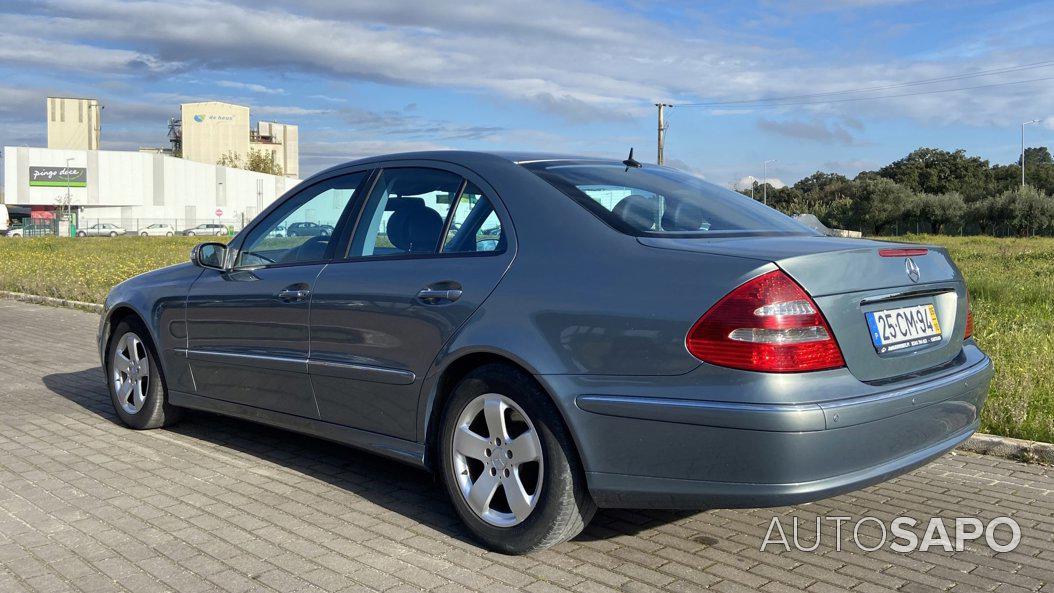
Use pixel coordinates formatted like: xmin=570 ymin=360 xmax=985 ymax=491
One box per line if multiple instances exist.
xmin=640 ymin=236 xmax=969 ymax=382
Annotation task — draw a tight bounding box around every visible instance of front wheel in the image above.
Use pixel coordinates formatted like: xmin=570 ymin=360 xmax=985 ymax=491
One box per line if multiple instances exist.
xmin=140 ymin=232 xmax=149 ymax=237
xmin=166 ymin=232 xmax=173 ymax=237
xmin=439 ymin=364 xmax=595 ymax=554
xmin=76 ymin=231 xmax=86 ymax=237
xmin=186 ymin=231 xmax=195 ymax=236
xmin=105 ymin=319 xmax=182 ymax=429
xmin=109 ymin=231 xmax=117 ymax=237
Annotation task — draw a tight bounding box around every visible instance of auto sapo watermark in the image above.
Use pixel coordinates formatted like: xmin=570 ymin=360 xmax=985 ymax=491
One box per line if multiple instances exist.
xmin=760 ymin=515 xmax=1021 ymax=553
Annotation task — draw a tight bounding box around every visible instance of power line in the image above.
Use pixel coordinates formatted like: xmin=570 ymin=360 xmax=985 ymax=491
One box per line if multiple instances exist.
xmin=674 ymin=74 xmax=1054 ymax=109
xmin=675 ymin=60 xmax=1054 ymax=108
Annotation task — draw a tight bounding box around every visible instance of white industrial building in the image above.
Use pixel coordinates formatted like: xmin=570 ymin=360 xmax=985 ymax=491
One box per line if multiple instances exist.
xmin=3 ymin=146 xmax=300 ymax=231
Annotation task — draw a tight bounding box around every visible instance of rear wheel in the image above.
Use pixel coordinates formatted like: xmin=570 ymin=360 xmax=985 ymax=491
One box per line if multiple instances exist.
xmin=105 ymin=319 xmax=182 ymax=429
xmin=439 ymin=364 xmax=595 ymax=554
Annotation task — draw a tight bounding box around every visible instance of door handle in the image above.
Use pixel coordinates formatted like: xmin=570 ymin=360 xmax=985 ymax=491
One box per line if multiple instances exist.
xmin=277 ymin=287 xmax=311 ymax=302
xmin=416 ymin=288 xmax=463 ymax=303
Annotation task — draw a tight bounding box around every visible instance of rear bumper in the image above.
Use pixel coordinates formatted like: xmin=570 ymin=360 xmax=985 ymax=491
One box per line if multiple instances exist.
xmin=586 ymin=421 xmax=977 ymax=509
xmin=540 ymin=349 xmax=993 ymax=509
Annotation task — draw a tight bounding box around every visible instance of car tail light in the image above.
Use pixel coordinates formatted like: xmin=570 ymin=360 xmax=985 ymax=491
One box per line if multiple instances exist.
xmin=964 ymin=294 xmax=974 ymax=340
xmin=878 ymin=248 xmax=928 ymax=257
xmin=686 ymin=270 xmax=845 ymax=372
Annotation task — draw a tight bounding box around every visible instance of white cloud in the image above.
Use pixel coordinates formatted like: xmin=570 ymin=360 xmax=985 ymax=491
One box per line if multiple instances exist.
xmin=216 ymin=80 xmax=285 ymax=95
xmin=4 ymin=0 xmax=1052 ymax=127
xmin=253 ymin=105 xmax=333 ymax=118
xmin=732 ymin=175 xmax=786 ymax=191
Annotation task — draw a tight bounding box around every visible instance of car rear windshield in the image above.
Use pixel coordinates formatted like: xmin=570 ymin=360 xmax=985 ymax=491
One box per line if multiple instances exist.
xmin=523 ymin=161 xmax=816 ymax=237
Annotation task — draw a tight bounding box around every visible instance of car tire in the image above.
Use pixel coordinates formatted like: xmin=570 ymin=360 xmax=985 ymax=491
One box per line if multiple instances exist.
xmin=140 ymin=232 xmax=149 ymax=237
xmin=76 ymin=231 xmax=86 ymax=237
xmin=439 ymin=364 xmax=596 ymax=554
xmin=187 ymin=231 xmax=195 ymax=236
xmin=166 ymin=232 xmax=173 ymax=237
xmin=105 ymin=318 xmax=183 ymax=430
xmin=109 ymin=231 xmax=117 ymax=237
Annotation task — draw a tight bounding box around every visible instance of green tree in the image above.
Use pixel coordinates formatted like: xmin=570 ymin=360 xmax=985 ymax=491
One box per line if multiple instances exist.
xmin=1006 ymin=185 xmax=1054 ymax=236
xmin=913 ymin=192 xmax=966 ymax=234
xmin=1019 ymin=146 xmax=1053 ymax=166
xmin=878 ymin=147 xmax=992 ymax=202
xmin=851 ymin=177 xmax=914 ymax=234
xmin=216 ymin=149 xmax=284 ymax=176
xmin=792 ymin=171 xmax=851 ymax=202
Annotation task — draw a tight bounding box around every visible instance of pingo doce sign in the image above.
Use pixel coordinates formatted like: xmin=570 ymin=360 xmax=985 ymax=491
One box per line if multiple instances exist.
xmin=29 ymin=166 xmax=87 ymax=188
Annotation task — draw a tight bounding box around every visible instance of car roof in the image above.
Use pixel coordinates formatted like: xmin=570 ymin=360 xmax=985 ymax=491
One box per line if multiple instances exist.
xmin=311 ymin=150 xmax=623 ymax=179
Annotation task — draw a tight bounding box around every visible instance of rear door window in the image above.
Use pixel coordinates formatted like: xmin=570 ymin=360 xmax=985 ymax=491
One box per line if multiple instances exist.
xmin=348 ymin=168 xmax=462 ymax=258
xmin=442 ymin=183 xmax=505 ymax=254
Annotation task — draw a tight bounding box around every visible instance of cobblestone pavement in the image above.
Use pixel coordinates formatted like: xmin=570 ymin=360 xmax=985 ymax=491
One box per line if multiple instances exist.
xmin=0 ymin=299 xmax=1052 ymax=593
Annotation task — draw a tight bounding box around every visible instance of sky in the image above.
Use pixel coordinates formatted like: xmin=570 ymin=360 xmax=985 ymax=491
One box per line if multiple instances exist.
xmin=1 ymin=0 xmax=1053 ymax=188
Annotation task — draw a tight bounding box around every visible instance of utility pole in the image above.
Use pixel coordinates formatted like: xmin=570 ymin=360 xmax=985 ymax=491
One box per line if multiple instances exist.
xmin=655 ymin=103 xmax=672 ymax=165
xmin=1021 ymin=119 xmax=1039 ymax=187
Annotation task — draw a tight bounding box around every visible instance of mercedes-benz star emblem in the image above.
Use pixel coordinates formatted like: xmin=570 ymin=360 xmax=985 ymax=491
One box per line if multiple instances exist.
xmin=905 ymin=257 xmax=921 ymax=283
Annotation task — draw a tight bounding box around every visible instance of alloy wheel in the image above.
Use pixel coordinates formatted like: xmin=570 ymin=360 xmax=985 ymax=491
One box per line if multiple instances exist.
xmin=451 ymin=393 xmax=544 ymax=527
xmin=111 ymin=332 xmax=150 ymax=414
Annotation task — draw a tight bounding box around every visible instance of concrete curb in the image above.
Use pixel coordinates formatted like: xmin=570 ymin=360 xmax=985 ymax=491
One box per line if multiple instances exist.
xmin=0 ymin=291 xmax=104 ymax=314
xmin=960 ymin=432 xmax=1054 ymax=465
xmin=1 ymin=289 xmax=1053 ymax=465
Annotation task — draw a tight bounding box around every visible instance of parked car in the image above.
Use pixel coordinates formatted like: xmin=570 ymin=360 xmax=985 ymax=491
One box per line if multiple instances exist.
xmin=285 ymin=221 xmax=332 ymax=237
xmin=140 ymin=223 xmax=175 ymax=237
xmin=2 ymin=223 xmax=23 ymax=237
xmin=99 ymin=151 xmax=992 ymax=554
xmin=182 ymin=223 xmax=228 ymax=237
xmin=77 ymin=223 xmax=126 ymax=237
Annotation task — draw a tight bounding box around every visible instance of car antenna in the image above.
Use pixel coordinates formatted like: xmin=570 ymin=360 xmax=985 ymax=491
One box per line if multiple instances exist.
xmin=622 ymin=147 xmax=642 ymax=171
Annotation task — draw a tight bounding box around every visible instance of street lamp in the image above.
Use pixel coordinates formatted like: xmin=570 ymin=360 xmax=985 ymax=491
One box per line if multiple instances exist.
xmin=1021 ymin=119 xmax=1040 ymax=187
xmin=65 ymin=157 xmax=74 ymax=231
xmin=763 ymin=159 xmax=777 ymax=205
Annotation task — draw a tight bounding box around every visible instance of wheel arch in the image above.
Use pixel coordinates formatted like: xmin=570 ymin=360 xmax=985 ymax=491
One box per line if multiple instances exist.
xmin=421 ymin=350 xmax=586 ymax=473
xmin=100 ymin=303 xmax=156 ymax=363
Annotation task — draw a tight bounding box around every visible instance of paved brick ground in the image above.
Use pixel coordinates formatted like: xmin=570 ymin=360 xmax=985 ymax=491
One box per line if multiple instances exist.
xmin=0 ymin=299 xmax=1052 ymax=593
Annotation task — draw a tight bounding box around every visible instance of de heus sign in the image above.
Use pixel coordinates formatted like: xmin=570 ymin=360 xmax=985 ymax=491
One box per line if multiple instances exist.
xmin=29 ymin=166 xmax=87 ymax=187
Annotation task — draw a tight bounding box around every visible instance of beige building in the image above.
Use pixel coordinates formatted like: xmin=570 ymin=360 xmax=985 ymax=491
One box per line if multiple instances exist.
xmin=180 ymin=102 xmax=250 ymax=169
xmin=252 ymin=121 xmax=299 ymax=178
xmin=46 ymin=97 xmax=101 ymax=150
xmin=180 ymin=101 xmax=299 ymax=178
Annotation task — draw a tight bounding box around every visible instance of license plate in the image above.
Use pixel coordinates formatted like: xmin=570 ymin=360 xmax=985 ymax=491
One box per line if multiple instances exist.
xmin=865 ymin=304 xmax=942 ymax=353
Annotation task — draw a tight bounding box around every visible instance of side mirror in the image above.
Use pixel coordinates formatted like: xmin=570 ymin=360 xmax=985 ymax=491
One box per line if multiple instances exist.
xmin=191 ymin=242 xmax=227 ymax=269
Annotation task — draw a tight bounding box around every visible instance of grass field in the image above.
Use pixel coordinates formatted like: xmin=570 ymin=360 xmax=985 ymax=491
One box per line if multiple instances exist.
xmin=1 ymin=234 xmax=1052 ymax=443
xmin=0 ymin=236 xmax=226 ymax=304
xmin=900 ymin=235 xmax=1054 ymax=444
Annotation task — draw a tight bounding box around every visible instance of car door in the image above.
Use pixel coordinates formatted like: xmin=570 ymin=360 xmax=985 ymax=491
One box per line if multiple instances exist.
xmin=185 ymin=171 xmax=369 ymax=417
xmin=309 ymin=165 xmax=514 ymax=440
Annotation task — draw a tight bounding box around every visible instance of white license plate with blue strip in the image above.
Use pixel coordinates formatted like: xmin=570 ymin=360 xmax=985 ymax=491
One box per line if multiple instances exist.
xmin=865 ymin=304 xmax=942 ymax=354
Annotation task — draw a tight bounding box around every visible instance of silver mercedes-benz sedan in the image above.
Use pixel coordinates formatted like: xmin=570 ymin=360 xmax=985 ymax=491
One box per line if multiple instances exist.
xmin=99 ymin=151 xmax=993 ymax=553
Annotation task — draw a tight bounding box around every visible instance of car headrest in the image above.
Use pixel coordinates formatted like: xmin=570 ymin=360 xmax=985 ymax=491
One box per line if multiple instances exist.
xmin=662 ymin=200 xmax=707 ymax=231
xmin=612 ymin=194 xmax=659 ymax=231
xmin=385 ymin=197 xmax=427 ymax=212
xmin=386 ymin=203 xmax=443 ymax=252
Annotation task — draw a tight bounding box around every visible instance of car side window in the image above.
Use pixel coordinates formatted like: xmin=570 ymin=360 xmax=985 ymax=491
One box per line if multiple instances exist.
xmin=442 ymin=183 xmax=505 ymax=253
xmin=237 ymin=172 xmax=366 ymax=267
xmin=348 ymin=168 xmax=462 ymax=258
